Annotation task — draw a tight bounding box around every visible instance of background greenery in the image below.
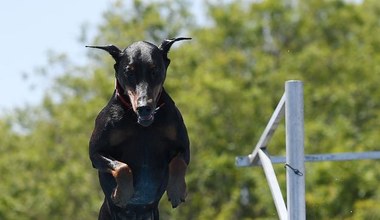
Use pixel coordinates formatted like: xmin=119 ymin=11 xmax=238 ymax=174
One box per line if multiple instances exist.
xmin=1 ymin=0 xmax=380 ymax=219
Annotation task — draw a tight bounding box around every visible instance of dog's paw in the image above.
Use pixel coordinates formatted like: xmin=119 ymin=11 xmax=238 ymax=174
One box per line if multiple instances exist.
xmin=167 ymin=175 xmax=187 ymax=208
xmin=111 ymin=164 xmax=134 ymax=208
xmin=111 ymin=187 xmax=131 ymax=208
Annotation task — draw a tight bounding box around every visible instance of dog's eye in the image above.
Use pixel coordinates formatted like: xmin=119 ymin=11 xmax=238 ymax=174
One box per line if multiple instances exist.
xmin=123 ymin=68 xmax=135 ymax=81
xmin=124 ymin=65 xmax=133 ymax=73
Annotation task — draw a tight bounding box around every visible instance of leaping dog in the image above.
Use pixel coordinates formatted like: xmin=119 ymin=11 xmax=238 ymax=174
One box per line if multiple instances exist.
xmin=87 ymin=37 xmax=191 ymax=219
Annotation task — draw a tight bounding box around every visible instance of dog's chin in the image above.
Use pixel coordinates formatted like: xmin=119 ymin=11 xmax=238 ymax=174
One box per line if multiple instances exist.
xmin=137 ymin=115 xmax=154 ymax=127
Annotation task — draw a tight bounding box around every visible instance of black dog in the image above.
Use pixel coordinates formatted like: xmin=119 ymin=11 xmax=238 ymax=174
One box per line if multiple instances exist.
xmin=87 ymin=37 xmax=191 ymax=219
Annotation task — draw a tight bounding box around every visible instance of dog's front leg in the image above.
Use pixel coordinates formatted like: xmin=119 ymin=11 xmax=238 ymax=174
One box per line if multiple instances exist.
xmin=91 ymin=154 xmax=134 ymax=208
xmin=109 ymin=157 xmax=134 ymax=208
xmin=89 ymin=113 xmax=134 ymax=208
xmin=167 ymin=154 xmax=188 ymax=208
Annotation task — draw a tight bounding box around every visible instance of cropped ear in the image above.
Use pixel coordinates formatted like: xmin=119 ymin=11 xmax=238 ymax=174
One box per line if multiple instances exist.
xmin=86 ymin=45 xmax=122 ymax=61
xmin=159 ymin=37 xmax=191 ymax=67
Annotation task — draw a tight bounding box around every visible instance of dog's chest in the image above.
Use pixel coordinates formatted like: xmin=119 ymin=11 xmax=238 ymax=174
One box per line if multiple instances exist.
xmin=108 ymin=123 xmax=179 ymax=166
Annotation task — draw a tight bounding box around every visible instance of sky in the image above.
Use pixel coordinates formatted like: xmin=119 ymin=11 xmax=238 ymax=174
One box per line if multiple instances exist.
xmin=0 ymin=0 xmax=207 ymax=115
xmin=0 ymin=0 xmax=110 ymax=113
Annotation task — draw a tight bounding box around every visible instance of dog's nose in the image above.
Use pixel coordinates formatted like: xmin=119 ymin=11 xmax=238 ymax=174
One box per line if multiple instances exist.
xmin=137 ymin=106 xmax=152 ymax=116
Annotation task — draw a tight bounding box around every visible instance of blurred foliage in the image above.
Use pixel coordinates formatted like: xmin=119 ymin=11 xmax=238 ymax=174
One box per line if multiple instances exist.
xmin=1 ymin=0 xmax=380 ymax=219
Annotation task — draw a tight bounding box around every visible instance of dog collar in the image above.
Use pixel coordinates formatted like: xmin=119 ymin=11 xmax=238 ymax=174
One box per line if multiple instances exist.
xmin=115 ymin=80 xmax=133 ymax=109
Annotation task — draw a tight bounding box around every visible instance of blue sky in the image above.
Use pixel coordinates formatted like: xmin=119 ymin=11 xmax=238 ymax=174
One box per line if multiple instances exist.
xmin=0 ymin=0 xmax=109 ymax=112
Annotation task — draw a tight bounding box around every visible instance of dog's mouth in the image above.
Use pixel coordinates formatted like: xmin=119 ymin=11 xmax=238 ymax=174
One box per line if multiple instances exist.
xmin=136 ymin=104 xmax=164 ymax=127
xmin=137 ymin=114 xmax=154 ymax=127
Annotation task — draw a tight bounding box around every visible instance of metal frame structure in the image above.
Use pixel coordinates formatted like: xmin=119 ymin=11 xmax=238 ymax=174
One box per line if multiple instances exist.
xmin=236 ymin=80 xmax=380 ymax=220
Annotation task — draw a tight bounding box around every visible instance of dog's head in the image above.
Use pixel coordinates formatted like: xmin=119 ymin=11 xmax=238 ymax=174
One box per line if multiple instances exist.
xmin=87 ymin=37 xmax=191 ymax=127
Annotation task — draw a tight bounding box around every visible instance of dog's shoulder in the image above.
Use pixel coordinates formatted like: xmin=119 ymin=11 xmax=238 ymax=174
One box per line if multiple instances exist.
xmin=95 ymin=97 xmax=128 ymax=128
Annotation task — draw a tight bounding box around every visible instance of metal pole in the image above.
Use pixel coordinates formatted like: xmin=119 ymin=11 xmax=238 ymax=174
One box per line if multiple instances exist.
xmin=285 ymin=80 xmax=305 ymax=220
xmin=258 ymin=149 xmax=288 ymax=220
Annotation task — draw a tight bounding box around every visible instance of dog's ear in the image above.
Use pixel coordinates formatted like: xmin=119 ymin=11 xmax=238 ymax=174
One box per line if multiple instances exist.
xmin=86 ymin=45 xmax=122 ymax=61
xmin=159 ymin=37 xmax=191 ymax=66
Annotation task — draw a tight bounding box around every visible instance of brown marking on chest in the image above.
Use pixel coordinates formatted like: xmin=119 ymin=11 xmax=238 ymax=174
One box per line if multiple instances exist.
xmin=109 ymin=129 xmax=133 ymax=146
xmin=165 ymin=125 xmax=177 ymax=141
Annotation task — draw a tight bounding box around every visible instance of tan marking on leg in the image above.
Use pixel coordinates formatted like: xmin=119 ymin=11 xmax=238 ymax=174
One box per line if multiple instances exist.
xmin=111 ymin=163 xmax=134 ymax=208
xmin=167 ymin=155 xmax=187 ymax=208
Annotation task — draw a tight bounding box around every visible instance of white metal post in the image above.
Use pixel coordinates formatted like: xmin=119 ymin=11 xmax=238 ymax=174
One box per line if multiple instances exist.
xmin=236 ymin=80 xmax=380 ymax=219
xmin=285 ymin=80 xmax=305 ymax=220
xmin=258 ymin=149 xmax=288 ymax=220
